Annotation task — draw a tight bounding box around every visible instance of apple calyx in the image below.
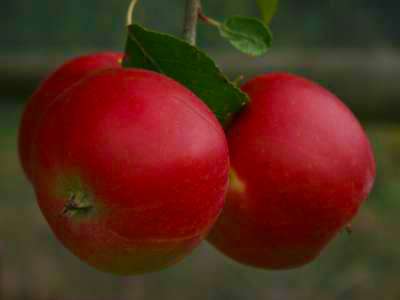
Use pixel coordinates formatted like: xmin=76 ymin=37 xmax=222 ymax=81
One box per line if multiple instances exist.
xmin=62 ymin=191 xmax=94 ymax=217
xmin=345 ymin=224 xmax=353 ymax=235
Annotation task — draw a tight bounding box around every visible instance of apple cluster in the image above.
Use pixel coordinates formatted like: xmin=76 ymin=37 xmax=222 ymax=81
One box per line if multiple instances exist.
xmin=19 ymin=52 xmax=376 ymax=275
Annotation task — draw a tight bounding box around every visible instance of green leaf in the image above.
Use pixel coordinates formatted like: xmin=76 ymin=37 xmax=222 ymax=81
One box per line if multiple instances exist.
xmin=219 ymin=16 xmax=272 ymax=57
xmin=256 ymin=0 xmax=279 ymax=24
xmin=122 ymin=24 xmax=248 ymax=127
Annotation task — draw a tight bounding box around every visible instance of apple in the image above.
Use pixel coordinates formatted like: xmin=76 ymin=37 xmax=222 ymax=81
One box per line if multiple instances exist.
xmin=208 ymin=73 xmax=376 ymax=269
xmin=31 ymin=68 xmax=230 ymax=275
xmin=19 ymin=52 xmax=123 ymax=181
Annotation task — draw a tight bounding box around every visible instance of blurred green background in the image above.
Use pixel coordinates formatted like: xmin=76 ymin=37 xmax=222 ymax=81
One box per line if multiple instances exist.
xmin=1 ymin=0 xmax=399 ymax=299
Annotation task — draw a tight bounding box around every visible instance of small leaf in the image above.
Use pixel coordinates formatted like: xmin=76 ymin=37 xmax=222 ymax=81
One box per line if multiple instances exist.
xmin=219 ymin=16 xmax=272 ymax=57
xmin=256 ymin=0 xmax=279 ymax=24
xmin=122 ymin=24 xmax=248 ymax=127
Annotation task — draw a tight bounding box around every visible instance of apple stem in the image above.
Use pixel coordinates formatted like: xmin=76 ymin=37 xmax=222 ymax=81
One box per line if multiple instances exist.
xmin=183 ymin=0 xmax=201 ymax=45
xmin=126 ymin=0 xmax=138 ymax=26
xmin=126 ymin=0 xmax=201 ymax=45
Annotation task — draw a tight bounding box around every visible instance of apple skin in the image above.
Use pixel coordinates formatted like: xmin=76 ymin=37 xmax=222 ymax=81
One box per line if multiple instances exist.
xmin=19 ymin=52 xmax=123 ymax=181
xmin=207 ymin=73 xmax=376 ymax=270
xmin=31 ymin=68 xmax=230 ymax=275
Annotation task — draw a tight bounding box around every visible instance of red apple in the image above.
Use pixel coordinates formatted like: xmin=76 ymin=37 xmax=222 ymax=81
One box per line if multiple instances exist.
xmin=19 ymin=52 xmax=123 ymax=181
xmin=208 ymin=73 xmax=376 ymax=269
xmin=31 ymin=68 xmax=230 ymax=275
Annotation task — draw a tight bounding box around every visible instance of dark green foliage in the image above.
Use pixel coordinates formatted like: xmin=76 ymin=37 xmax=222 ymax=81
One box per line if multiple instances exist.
xmin=123 ymin=24 xmax=248 ymax=126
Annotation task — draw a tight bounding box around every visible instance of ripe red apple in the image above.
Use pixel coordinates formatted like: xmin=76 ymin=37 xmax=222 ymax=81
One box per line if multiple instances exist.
xmin=208 ymin=73 xmax=376 ymax=269
xmin=19 ymin=52 xmax=123 ymax=181
xmin=31 ymin=68 xmax=230 ymax=275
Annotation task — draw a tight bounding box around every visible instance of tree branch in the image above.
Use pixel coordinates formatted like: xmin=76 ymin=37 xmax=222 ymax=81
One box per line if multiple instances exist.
xmin=183 ymin=0 xmax=201 ymax=45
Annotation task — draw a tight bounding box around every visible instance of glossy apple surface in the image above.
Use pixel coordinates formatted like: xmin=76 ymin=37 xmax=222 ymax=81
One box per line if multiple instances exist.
xmin=32 ymin=68 xmax=230 ymax=275
xmin=19 ymin=52 xmax=123 ymax=181
xmin=208 ymin=73 xmax=376 ymax=269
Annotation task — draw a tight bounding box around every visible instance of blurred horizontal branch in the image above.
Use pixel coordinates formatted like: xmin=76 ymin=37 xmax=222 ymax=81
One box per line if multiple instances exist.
xmin=1 ymin=48 xmax=399 ymax=123
xmin=215 ymin=48 xmax=400 ymax=124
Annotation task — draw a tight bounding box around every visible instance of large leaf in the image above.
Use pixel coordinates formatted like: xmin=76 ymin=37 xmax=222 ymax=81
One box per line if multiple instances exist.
xmin=219 ymin=16 xmax=272 ymax=56
xmin=256 ymin=0 xmax=279 ymax=24
xmin=122 ymin=24 xmax=248 ymax=127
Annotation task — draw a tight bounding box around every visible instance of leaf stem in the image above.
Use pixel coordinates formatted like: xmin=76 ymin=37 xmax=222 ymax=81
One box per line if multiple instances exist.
xmin=198 ymin=10 xmax=221 ymax=28
xmin=183 ymin=0 xmax=201 ymax=45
